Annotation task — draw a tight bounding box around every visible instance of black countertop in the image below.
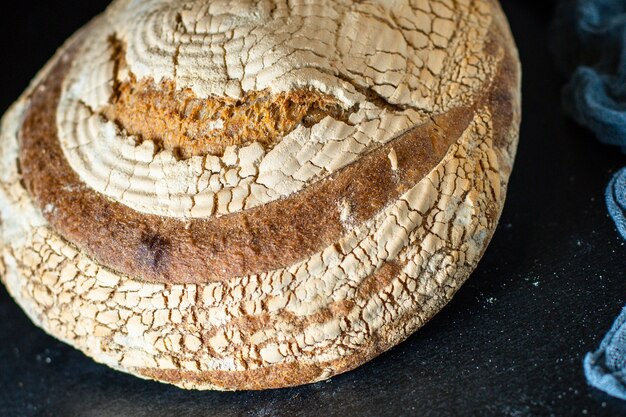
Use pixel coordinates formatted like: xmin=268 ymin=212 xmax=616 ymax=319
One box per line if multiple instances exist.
xmin=1 ymin=1 xmax=626 ymax=416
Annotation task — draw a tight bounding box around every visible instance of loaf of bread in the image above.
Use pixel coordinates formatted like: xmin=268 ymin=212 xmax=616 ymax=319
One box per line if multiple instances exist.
xmin=0 ymin=0 xmax=520 ymax=390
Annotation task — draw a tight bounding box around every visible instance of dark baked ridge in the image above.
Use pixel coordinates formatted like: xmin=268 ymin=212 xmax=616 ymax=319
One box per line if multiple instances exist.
xmin=20 ymin=50 xmax=473 ymax=284
xmin=18 ymin=3 xmax=518 ymax=287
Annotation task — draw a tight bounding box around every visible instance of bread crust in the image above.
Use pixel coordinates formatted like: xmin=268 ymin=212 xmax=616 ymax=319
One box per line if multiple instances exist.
xmin=0 ymin=0 xmax=520 ymax=390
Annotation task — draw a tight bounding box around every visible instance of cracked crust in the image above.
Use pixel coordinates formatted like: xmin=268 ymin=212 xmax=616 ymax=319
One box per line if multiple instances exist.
xmin=0 ymin=0 xmax=520 ymax=390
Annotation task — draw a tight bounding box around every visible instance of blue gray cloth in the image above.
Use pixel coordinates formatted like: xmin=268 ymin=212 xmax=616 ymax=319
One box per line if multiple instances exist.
xmin=551 ymin=0 xmax=626 ymax=151
xmin=584 ymin=306 xmax=626 ymax=400
xmin=606 ymin=167 xmax=626 ymax=238
xmin=551 ymin=0 xmax=626 ymax=400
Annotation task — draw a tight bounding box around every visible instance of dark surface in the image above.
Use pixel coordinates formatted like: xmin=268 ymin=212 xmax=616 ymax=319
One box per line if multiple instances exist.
xmin=1 ymin=1 xmax=625 ymax=416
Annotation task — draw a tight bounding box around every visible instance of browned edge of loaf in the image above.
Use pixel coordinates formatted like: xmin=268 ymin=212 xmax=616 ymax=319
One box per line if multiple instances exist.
xmin=19 ymin=45 xmax=473 ymax=284
xmin=11 ymin=0 xmax=521 ymax=390
xmin=137 ymin=259 xmax=411 ymax=390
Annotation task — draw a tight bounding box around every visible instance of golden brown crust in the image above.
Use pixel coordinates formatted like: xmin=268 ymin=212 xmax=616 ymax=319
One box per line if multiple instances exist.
xmin=105 ymin=79 xmax=349 ymax=160
xmin=138 ymin=363 xmax=326 ymax=391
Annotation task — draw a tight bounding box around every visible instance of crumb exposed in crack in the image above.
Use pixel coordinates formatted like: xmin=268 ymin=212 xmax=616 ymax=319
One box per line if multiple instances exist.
xmin=103 ymin=39 xmax=350 ymax=158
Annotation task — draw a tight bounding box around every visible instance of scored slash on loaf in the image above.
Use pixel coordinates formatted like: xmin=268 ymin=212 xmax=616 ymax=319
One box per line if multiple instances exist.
xmin=0 ymin=0 xmax=520 ymax=390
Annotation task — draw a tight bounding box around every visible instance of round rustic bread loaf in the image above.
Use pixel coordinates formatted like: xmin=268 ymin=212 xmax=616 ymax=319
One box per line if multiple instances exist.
xmin=0 ymin=0 xmax=520 ymax=390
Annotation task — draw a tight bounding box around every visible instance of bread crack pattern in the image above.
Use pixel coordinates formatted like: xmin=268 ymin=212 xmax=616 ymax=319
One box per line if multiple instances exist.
xmin=54 ymin=0 xmax=498 ymax=219
xmin=0 ymin=0 xmax=520 ymax=390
